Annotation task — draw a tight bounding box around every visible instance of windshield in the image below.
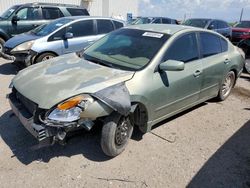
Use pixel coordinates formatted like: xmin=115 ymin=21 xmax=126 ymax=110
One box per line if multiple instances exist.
xmin=183 ymin=19 xmax=209 ymax=28
xmin=31 ymin=18 xmax=73 ymax=36
xmin=84 ymin=29 xmax=169 ymax=71
xmin=0 ymin=5 xmax=19 ymax=19
xmin=234 ymin=21 xmax=250 ymax=28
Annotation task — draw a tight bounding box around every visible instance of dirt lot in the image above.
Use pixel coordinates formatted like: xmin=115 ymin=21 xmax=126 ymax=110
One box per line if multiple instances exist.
xmin=0 ymin=59 xmax=249 ymax=188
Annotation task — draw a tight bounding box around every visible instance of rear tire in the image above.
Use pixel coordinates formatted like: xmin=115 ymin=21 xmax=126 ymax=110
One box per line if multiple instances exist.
xmin=35 ymin=52 xmax=56 ymax=63
xmin=217 ymin=71 xmax=235 ymax=101
xmin=101 ymin=112 xmax=133 ymax=157
xmin=0 ymin=37 xmax=5 ymax=52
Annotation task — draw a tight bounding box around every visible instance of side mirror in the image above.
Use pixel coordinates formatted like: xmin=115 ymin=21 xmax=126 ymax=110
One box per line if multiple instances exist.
xmin=64 ymin=32 xmax=73 ymax=39
xmin=159 ymin=60 xmax=185 ymax=71
xmin=208 ymin=24 xmax=214 ymax=30
xmin=12 ymin=15 xmax=19 ymax=24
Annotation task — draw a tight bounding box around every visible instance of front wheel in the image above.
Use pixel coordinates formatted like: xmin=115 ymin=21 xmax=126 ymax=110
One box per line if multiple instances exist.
xmin=217 ymin=71 xmax=235 ymax=101
xmin=35 ymin=52 xmax=56 ymax=63
xmin=101 ymin=113 xmax=133 ymax=157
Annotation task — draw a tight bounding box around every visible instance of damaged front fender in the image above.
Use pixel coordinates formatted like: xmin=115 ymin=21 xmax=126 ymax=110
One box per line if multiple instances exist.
xmin=90 ymin=83 xmax=131 ymax=116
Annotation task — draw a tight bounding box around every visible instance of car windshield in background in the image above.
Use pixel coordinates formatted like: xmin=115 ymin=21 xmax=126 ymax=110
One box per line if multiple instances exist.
xmin=31 ymin=18 xmax=73 ymax=36
xmin=0 ymin=5 xmax=19 ymax=19
xmin=183 ymin=19 xmax=209 ymax=28
xmin=234 ymin=21 xmax=250 ymax=28
xmin=84 ymin=28 xmax=169 ymax=70
xmin=131 ymin=18 xmax=152 ymax=25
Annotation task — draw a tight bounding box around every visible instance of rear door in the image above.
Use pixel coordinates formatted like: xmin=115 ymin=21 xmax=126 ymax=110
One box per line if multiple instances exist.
xmin=199 ymin=32 xmax=228 ymax=99
xmin=62 ymin=19 xmax=96 ymax=54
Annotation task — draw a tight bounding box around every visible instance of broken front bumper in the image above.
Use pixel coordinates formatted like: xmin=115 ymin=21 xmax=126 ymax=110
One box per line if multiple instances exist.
xmin=8 ymin=92 xmax=54 ymax=143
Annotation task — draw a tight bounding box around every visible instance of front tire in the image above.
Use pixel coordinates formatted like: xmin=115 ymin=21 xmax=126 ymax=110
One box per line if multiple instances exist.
xmin=217 ymin=71 xmax=235 ymax=101
xmin=101 ymin=112 xmax=133 ymax=157
xmin=0 ymin=37 xmax=5 ymax=52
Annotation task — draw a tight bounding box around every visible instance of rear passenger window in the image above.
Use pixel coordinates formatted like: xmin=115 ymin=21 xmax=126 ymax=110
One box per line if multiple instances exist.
xmin=221 ymin=38 xmax=228 ymax=52
xmin=152 ymin=18 xmax=161 ymax=24
xmin=162 ymin=18 xmax=171 ymax=24
xmin=66 ymin=8 xmax=89 ymax=16
xmin=68 ymin=20 xmax=94 ymax=37
xmin=42 ymin=7 xmax=64 ymax=19
xmin=200 ymin=33 xmax=221 ymax=57
xmin=163 ymin=33 xmax=199 ymax=63
xmin=113 ymin=21 xmax=124 ymax=29
xmin=97 ymin=20 xmax=114 ymax=34
xmin=218 ymin=21 xmax=228 ymax=29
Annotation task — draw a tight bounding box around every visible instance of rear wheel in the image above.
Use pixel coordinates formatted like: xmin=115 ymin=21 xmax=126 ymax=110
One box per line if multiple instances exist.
xmin=35 ymin=52 xmax=56 ymax=63
xmin=101 ymin=112 xmax=133 ymax=157
xmin=245 ymin=59 xmax=250 ymax=74
xmin=217 ymin=71 xmax=235 ymax=101
xmin=0 ymin=37 xmax=5 ymax=52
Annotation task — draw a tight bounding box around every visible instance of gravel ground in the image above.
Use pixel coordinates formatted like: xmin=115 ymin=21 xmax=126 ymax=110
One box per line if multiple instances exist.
xmin=0 ymin=59 xmax=249 ymax=188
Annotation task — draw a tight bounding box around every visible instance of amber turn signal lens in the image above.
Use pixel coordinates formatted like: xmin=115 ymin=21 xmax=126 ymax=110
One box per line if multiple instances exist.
xmin=57 ymin=96 xmax=84 ymax=110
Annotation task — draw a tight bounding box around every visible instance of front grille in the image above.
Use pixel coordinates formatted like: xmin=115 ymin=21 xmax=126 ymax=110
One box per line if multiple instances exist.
xmin=14 ymin=88 xmax=38 ymax=115
xmin=232 ymin=31 xmax=244 ymax=37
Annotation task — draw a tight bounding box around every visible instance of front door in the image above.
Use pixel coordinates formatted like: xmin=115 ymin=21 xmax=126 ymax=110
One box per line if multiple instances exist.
xmin=63 ymin=20 xmax=99 ymax=54
xmin=151 ymin=33 xmax=203 ymax=121
xmin=9 ymin=7 xmax=44 ymax=36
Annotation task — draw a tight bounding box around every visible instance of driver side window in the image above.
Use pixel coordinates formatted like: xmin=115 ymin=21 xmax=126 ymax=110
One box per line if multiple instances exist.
xmin=162 ymin=33 xmax=199 ymax=63
xmin=16 ymin=7 xmax=40 ymax=20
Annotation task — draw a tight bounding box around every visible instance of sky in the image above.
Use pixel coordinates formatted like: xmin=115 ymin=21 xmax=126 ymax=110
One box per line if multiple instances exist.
xmin=139 ymin=0 xmax=250 ymax=22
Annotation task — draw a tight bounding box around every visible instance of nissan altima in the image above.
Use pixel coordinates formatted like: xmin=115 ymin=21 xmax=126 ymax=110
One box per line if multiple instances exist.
xmin=8 ymin=24 xmax=244 ymax=157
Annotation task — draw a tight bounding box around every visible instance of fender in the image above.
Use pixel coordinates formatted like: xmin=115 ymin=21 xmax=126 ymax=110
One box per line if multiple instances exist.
xmin=0 ymin=29 xmax=11 ymax=41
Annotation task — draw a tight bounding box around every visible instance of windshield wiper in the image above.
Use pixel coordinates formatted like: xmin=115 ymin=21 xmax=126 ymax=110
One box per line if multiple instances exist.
xmin=84 ymin=55 xmax=114 ymax=68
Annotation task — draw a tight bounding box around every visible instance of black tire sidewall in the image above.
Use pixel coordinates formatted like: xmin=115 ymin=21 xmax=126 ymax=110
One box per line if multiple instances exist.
xmin=0 ymin=37 xmax=5 ymax=52
xmin=36 ymin=52 xmax=56 ymax=63
xmin=101 ymin=113 xmax=133 ymax=157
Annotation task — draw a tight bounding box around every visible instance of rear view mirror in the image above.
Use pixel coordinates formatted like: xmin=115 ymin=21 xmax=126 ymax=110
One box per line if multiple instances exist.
xmin=64 ymin=32 xmax=73 ymax=39
xmin=159 ymin=60 xmax=185 ymax=71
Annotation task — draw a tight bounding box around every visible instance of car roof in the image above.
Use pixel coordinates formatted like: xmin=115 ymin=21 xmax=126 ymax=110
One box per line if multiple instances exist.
xmin=17 ymin=2 xmax=81 ymax=8
xmin=126 ymin=24 xmax=201 ymax=35
xmin=54 ymin=16 xmax=125 ymax=23
xmin=187 ymin=18 xmax=228 ymax=23
xmin=52 ymin=16 xmax=125 ymax=24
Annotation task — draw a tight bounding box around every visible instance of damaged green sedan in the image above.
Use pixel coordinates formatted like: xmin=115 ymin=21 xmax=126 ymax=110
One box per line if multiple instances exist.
xmin=8 ymin=24 xmax=245 ymax=157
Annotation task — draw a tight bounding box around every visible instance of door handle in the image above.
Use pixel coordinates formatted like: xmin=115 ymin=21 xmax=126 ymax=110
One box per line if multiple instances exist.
xmin=193 ymin=70 xmax=202 ymax=77
xmin=224 ymin=58 xmax=230 ymax=64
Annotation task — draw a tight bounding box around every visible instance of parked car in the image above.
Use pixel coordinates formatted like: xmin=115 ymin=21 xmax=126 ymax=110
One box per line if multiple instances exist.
xmin=232 ymin=21 xmax=250 ymax=44
xmin=0 ymin=3 xmax=89 ymax=51
xmin=183 ymin=18 xmax=232 ymax=39
xmin=131 ymin=17 xmax=178 ymax=25
xmin=4 ymin=16 xmax=124 ymax=66
xmin=232 ymin=21 xmax=250 ymax=61
xmin=8 ymin=24 xmax=244 ymax=157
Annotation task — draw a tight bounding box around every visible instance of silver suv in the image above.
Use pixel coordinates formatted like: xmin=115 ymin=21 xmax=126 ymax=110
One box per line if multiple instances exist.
xmin=4 ymin=16 xmax=125 ymax=66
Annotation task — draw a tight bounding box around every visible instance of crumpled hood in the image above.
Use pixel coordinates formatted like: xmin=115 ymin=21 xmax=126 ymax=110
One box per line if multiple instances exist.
xmin=4 ymin=33 xmax=41 ymax=49
xmin=13 ymin=53 xmax=135 ymax=109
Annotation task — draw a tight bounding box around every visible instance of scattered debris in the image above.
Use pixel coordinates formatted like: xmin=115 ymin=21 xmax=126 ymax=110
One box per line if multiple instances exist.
xmin=150 ymin=132 xmax=177 ymax=143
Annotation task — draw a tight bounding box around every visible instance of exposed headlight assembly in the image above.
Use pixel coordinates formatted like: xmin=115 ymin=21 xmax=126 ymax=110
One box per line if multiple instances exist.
xmin=48 ymin=95 xmax=94 ymax=122
xmin=11 ymin=40 xmax=35 ymax=52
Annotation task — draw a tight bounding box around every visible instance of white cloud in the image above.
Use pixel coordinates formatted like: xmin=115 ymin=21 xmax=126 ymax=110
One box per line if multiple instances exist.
xmin=139 ymin=0 xmax=250 ymax=21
